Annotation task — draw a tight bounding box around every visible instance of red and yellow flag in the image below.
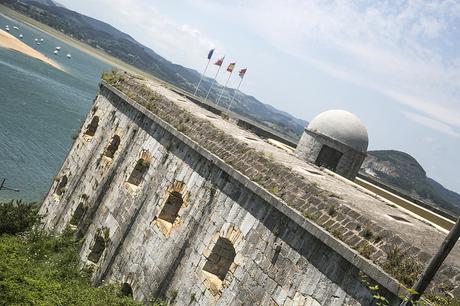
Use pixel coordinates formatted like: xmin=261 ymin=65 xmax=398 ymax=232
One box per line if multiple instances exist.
xmin=238 ymin=68 xmax=247 ymax=78
xmin=214 ymin=57 xmax=224 ymax=66
xmin=227 ymin=62 xmax=236 ymax=73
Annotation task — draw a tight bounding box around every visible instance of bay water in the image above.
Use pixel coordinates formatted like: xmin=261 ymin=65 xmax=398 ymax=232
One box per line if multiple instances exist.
xmin=0 ymin=13 xmax=112 ymax=202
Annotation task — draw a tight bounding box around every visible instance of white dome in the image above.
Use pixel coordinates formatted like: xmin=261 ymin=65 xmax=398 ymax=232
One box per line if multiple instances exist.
xmin=307 ymin=110 xmax=368 ymax=152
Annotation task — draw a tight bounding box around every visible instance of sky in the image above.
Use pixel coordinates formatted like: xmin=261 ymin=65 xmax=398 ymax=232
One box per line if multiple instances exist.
xmin=58 ymin=0 xmax=460 ymax=193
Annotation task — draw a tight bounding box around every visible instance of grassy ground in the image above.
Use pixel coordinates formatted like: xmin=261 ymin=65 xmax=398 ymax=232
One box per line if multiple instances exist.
xmin=0 ymin=201 xmax=164 ymax=306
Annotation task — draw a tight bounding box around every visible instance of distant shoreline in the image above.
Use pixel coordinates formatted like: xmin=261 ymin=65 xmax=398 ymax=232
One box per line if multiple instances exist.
xmin=0 ymin=5 xmax=155 ymax=79
xmin=0 ymin=28 xmax=63 ymax=71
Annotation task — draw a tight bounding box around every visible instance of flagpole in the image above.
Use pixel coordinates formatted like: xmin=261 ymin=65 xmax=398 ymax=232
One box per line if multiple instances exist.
xmin=205 ymin=64 xmax=222 ymax=101
xmin=216 ymin=71 xmax=233 ymax=106
xmin=194 ymin=58 xmax=211 ymax=96
xmin=227 ymin=76 xmax=244 ymax=111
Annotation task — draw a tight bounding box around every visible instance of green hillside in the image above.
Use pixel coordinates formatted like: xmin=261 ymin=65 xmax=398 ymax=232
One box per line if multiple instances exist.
xmin=361 ymin=150 xmax=460 ymax=216
xmin=1 ymin=0 xmax=306 ymax=139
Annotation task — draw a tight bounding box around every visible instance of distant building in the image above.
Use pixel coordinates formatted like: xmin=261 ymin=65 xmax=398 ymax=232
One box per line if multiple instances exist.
xmin=296 ymin=110 xmax=368 ymax=180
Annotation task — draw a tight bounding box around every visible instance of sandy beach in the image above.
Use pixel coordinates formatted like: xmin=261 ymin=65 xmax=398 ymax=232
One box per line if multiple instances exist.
xmin=0 ymin=28 xmax=63 ymax=71
xmin=0 ymin=5 xmax=162 ymax=81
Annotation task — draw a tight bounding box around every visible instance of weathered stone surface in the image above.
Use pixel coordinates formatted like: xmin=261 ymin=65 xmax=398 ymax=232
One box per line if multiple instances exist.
xmin=296 ymin=129 xmax=366 ymax=180
xmin=39 ymin=74 xmax=460 ymax=304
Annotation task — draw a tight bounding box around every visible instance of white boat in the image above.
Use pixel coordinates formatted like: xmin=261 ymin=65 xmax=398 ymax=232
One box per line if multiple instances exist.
xmin=34 ymin=38 xmax=38 ymax=42
xmin=40 ymin=38 xmax=44 ymax=42
xmin=66 ymin=53 xmax=72 ymax=59
xmin=37 ymin=42 xmax=41 ymax=45
xmin=5 ymin=27 xmax=9 ymax=32
xmin=56 ymin=46 xmax=61 ymax=50
xmin=54 ymin=50 xmax=59 ymax=55
xmin=13 ymin=26 xmax=19 ymax=30
xmin=19 ymin=34 xmax=23 ymax=39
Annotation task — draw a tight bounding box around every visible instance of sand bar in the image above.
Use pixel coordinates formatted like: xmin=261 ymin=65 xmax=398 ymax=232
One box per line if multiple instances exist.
xmin=0 ymin=29 xmax=63 ymax=71
xmin=0 ymin=6 xmax=162 ymax=81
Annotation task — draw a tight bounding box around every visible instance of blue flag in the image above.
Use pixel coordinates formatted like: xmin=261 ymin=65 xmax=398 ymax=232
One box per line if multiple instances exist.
xmin=207 ymin=48 xmax=215 ymax=60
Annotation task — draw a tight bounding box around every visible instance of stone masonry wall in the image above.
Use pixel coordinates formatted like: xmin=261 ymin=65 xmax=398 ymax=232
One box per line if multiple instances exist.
xmin=40 ymin=86 xmax=401 ymax=305
xmin=39 ymin=72 xmax=460 ymax=304
xmin=105 ymin=74 xmax=459 ymax=297
xmin=296 ymin=130 xmax=366 ymax=180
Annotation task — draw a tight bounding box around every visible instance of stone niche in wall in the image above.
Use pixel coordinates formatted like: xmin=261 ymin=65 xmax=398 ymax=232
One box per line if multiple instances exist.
xmin=201 ymin=223 xmax=244 ymax=296
xmin=83 ymin=115 xmax=99 ymax=141
xmin=52 ymin=174 xmax=69 ymax=200
xmin=124 ymin=150 xmax=152 ymax=193
xmin=153 ymin=181 xmax=189 ymax=236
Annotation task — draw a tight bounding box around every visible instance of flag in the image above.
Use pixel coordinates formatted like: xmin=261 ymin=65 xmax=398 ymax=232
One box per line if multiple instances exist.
xmin=238 ymin=68 xmax=247 ymax=78
xmin=207 ymin=48 xmax=215 ymax=60
xmin=227 ymin=62 xmax=236 ymax=73
xmin=214 ymin=57 xmax=224 ymax=66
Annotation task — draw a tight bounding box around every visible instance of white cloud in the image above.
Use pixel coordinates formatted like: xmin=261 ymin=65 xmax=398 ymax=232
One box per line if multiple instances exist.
xmin=62 ymin=0 xmax=460 ymax=137
xmin=62 ymin=0 xmax=219 ymax=71
xmin=190 ymin=0 xmax=460 ymax=135
xmin=402 ymin=111 xmax=460 ymax=139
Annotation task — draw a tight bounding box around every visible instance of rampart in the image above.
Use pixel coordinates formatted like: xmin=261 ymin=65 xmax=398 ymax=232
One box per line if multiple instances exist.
xmin=39 ymin=72 xmax=460 ymax=305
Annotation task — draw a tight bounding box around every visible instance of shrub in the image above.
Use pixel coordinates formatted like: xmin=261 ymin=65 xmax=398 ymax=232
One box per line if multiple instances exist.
xmin=0 ymin=228 xmax=148 ymax=305
xmin=382 ymin=245 xmax=423 ymax=287
xmin=357 ymin=242 xmax=374 ymax=259
xmin=0 ymin=200 xmax=40 ymax=235
xmin=327 ymin=205 xmax=337 ymax=216
xmin=0 ymin=201 xmax=166 ymax=305
xmin=361 ymin=225 xmax=374 ymax=240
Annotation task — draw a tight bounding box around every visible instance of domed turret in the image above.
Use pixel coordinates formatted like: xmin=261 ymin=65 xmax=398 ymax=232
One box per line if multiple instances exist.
xmin=308 ymin=110 xmax=368 ymax=152
xmin=296 ymin=110 xmax=369 ymax=180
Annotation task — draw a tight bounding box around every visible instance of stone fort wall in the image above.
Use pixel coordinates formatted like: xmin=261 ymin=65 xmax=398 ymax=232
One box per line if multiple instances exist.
xmin=39 ymin=75 xmax=455 ymax=305
xmin=296 ymin=130 xmax=366 ymax=180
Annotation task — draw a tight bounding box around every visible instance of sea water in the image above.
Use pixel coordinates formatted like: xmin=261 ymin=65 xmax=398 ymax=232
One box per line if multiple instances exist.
xmin=0 ymin=14 xmax=112 ymax=201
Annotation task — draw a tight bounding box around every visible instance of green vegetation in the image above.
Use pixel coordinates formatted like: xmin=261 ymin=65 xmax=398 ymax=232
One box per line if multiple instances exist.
xmin=0 ymin=201 xmax=164 ymax=305
xmin=361 ymin=224 xmax=374 ymax=240
xmin=331 ymin=229 xmax=344 ymax=240
xmin=360 ymin=272 xmax=460 ymax=306
xmin=302 ymin=211 xmax=319 ymax=222
xmin=0 ymin=200 xmax=39 ymax=235
xmin=327 ymin=204 xmax=337 ymax=216
xmin=102 ymin=70 xmax=127 ymax=85
xmin=357 ymin=242 xmax=374 ymax=259
xmin=382 ymin=245 xmax=423 ymax=288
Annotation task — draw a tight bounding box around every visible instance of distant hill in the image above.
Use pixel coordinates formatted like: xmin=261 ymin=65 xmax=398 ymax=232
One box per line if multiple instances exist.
xmin=1 ymin=0 xmax=306 ymax=139
xmin=361 ymin=150 xmax=460 ymax=215
xmin=23 ymin=0 xmax=55 ymax=6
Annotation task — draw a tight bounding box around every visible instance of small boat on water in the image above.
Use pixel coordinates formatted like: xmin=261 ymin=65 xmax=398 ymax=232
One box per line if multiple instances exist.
xmin=19 ymin=34 xmax=23 ymax=39
xmin=13 ymin=26 xmax=19 ymax=30
xmin=54 ymin=50 xmax=59 ymax=55
xmin=5 ymin=26 xmax=10 ymax=32
xmin=37 ymin=42 xmax=41 ymax=45
xmin=40 ymin=38 xmax=44 ymax=42
xmin=66 ymin=53 xmax=72 ymax=59
xmin=34 ymin=38 xmax=38 ymax=42
xmin=56 ymin=46 xmax=61 ymax=50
